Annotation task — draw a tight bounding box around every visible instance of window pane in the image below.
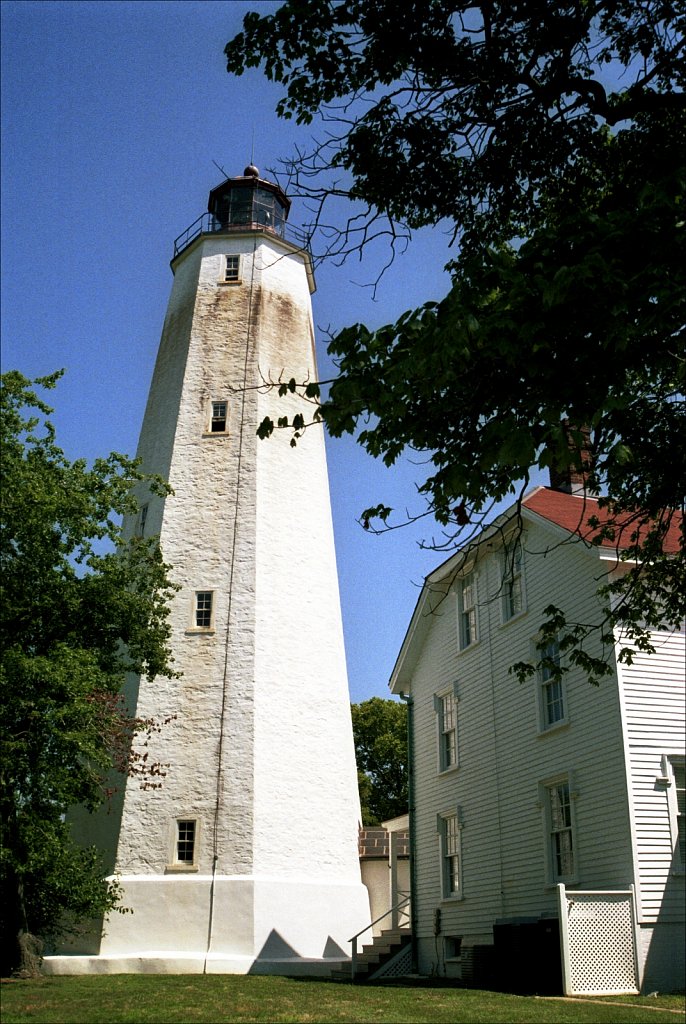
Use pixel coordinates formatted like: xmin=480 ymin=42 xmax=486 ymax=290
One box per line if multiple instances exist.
xmin=544 ymin=680 xmax=564 ymax=724
xmin=549 ymin=782 xmax=574 ymax=878
xmin=549 ymin=783 xmax=571 ymax=829
xmin=177 ymin=820 xmax=196 ymax=862
xmin=196 ymin=591 xmax=213 ymax=627
xmin=555 ymin=829 xmax=574 ymax=877
xmin=441 ymin=693 xmax=457 ymax=768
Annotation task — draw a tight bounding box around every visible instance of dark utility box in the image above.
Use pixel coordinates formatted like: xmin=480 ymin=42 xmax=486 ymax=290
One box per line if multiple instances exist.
xmin=493 ymin=917 xmax=562 ymax=995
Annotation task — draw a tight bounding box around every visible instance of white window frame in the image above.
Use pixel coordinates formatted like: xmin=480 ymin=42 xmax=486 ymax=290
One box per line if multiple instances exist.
xmin=434 ymin=685 xmax=459 ymax=773
xmin=438 ymin=808 xmax=463 ymax=900
xmin=661 ymin=754 xmax=685 ymax=873
xmin=220 ymin=254 xmax=241 ymax=284
xmin=188 ymin=590 xmax=215 ymax=633
xmin=501 ymin=536 xmax=525 ymax=623
xmin=536 ymin=637 xmax=568 ymax=733
xmin=166 ymin=817 xmax=199 ymax=872
xmin=457 ymin=571 xmax=478 ymax=650
xmin=539 ymin=773 xmax=578 ymax=885
xmin=207 ymin=399 xmax=229 ymax=435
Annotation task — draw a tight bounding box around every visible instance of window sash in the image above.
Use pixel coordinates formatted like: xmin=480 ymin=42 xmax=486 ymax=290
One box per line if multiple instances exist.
xmin=459 ymin=574 xmax=477 ymax=648
xmin=440 ymin=693 xmax=458 ymax=769
xmin=548 ymin=781 xmax=574 ymax=878
xmin=540 ymin=639 xmax=564 ymax=726
xmin=195 ymin=591 xmax=213 ymax=628
xmin=211 ymin=401 xmax=227 ymax=432
xmin=224 ymin=255 xmax=240 ymax=281
xmin=673 ymin=760 xmax=685 ymax=863
xmin=543 ymin=680 xmax=565 ymax=725
xmin=176 ymin=820 xmax=196 ymax=863
xmin=503 ymin=541 xmax=523 ymax=620
xmin=442 ymin=815 xmax=460 ymax=896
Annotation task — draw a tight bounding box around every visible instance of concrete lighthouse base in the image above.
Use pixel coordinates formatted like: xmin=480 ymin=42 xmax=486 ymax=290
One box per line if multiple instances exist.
xmin=43 ymin=874 xmax=371 ymax=976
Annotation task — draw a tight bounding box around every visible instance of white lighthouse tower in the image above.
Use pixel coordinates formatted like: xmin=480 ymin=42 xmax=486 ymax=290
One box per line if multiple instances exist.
xmin=49 ymin=166 xmax=371 ymax=974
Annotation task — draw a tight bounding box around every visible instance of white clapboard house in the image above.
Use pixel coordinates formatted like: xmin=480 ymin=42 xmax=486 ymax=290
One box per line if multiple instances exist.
xmin=390 ymin=478 xmax=684 ymax=995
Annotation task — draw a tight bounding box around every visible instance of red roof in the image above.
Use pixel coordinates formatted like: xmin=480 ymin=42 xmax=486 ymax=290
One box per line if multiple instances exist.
xmin=523 ymin=488 xmax=683 ymax=555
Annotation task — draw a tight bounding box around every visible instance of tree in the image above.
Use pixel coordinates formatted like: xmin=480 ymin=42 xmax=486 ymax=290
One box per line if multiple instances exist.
xmin=0 ymin=371 xmax=178 ymax=976
xmin=352 ymin=698 xmax=408 ymax=826
xmin=227 ymin=1 xmax=685 ymax=680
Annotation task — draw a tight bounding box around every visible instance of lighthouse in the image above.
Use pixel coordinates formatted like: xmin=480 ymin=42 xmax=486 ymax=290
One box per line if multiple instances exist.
xmin=48 ymin=166 xmax=371 ymax=974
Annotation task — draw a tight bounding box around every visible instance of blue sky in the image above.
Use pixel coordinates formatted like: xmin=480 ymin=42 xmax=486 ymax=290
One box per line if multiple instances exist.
xmin=2 ymin=0 xmax=458 ymax=702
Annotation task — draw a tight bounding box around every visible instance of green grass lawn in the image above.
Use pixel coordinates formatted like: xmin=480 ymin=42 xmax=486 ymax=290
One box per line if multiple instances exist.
xmin=1 ymin=976 xmax=684 ymax=1024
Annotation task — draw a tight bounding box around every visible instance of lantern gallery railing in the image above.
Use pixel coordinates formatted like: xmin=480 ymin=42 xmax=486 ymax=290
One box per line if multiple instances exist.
xmin=172 ymin=212 xmax=310 ymax=260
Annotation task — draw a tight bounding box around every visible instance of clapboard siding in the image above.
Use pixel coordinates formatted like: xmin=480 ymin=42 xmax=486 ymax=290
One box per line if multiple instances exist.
xmin=406 ymin=517 xmax=640 ymax=967
xmin=617 ymin=628 xmax=685 ymax=926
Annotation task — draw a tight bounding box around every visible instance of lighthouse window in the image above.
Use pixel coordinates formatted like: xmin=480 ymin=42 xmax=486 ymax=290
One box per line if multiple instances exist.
xmin=223 ymin=255 xmax=240 ymax=282
xmin=176 ymin=820 xmax=196 ymax=863
xmin=211 ymin=401 xmax=228 ymax=433
xmin=195 ymin=591 xmax=214 ymax=629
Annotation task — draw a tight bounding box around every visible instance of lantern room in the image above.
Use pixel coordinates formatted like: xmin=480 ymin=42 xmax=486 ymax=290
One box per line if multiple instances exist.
xmin=207 ymin=164 xmax=290 ymax=237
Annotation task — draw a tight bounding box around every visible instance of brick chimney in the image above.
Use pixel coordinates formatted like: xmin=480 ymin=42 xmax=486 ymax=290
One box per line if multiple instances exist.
xmin=549 ymin=420 xmax=594 ymax=495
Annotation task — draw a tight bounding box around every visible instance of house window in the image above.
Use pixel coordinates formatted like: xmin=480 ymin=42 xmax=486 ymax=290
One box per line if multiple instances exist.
xmin=538 ymin=638 xmax=566 ymax=730
xmin=223 ymin=254 xmax=240 ymax=282
xmin=194 ymin=590 xmax=214 ymax=630
xmin=458 ymin=572 xmax=477 ymax=650
xmin=176 ymin=819 xmax=196 ymax=864
xmin=439 ymin=812 xmax=462 ymax=899
xmin=546 ymin=778 xmax=576 ymax=881
xmin=211 ymin=401 xmax=228 ymax=433
xmin=436 ymin=690 xmax=458 ymax=772
xmin=502 ymin=538 xmax=524 ymax=621
xmin=663 ymin=755 xmax=685 ymax=869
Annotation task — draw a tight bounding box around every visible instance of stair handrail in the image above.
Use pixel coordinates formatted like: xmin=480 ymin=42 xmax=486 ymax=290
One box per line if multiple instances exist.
xmin=349 ymin=896 xmax=411 ymax=982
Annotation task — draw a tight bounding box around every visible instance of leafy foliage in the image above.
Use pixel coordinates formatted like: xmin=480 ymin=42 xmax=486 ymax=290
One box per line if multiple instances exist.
xmin=0 ymin=371 xmax=178 ymax=974
xmin=351 ymin=698 xmax=407 ymax=826
xmin=227 ymin=1 xmax=685 ymax=679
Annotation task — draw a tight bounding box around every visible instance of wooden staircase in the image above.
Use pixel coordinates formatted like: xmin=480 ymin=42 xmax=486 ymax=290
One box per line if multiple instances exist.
xmin=331 ymin=928 xmax=412 ymax=983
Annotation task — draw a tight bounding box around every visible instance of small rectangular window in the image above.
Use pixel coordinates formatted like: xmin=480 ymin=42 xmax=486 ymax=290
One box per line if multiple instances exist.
xmin=211 ymin=401 xmax=228 ymax=433
xmin=139 ymin=503 xmax=149 ymax=537
xmin=176 ymin=820 xmax=196 ymax=863
xmin=195 ymin=591 xmax=213 ymax=629
xmin=502 ymin=538 xmax=524 ymax=621
xmin=223 ymin=255 xmax=240 ymax=282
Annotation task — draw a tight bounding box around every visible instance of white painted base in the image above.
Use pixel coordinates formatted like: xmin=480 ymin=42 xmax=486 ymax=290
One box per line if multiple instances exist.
xmin=42 ymin=954 xmax=345 ymax=977
xmin=47 ymin=874 xmax=370 ymax=976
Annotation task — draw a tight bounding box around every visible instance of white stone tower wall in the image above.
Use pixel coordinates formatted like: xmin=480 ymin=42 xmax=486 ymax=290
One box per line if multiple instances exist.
xmin=50 ymin=224 xmax=370 ymax=973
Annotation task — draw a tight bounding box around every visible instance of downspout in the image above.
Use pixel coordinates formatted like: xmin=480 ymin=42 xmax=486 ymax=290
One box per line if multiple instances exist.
xmin=400 ymin=692 xmax=418 ymax=973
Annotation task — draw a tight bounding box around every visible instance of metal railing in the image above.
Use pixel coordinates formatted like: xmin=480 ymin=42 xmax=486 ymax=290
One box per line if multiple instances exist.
xmin=172 ymin=212 xmax=311 ymax=260
xmin=349 ymin=895 xmax=411 ymax=982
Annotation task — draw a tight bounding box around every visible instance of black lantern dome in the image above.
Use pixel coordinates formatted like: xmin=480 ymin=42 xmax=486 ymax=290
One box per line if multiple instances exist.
xmin=207 ymin=166 xmax=291 ymax=237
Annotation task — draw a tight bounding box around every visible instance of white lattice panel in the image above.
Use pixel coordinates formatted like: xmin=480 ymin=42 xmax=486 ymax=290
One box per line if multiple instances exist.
xmin=561 ymin=889 xmax=639 ymax=995
xmin=370 ymin=943 xmax=413 ymax=980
